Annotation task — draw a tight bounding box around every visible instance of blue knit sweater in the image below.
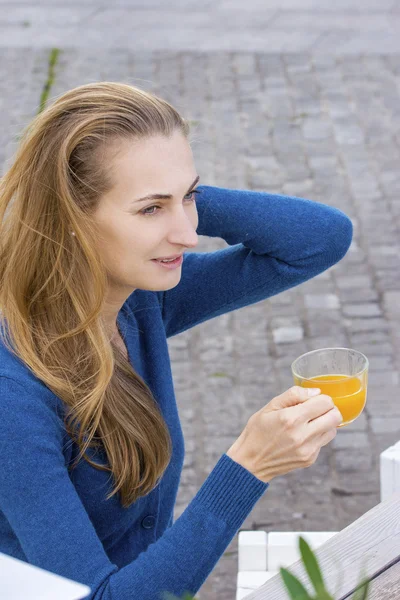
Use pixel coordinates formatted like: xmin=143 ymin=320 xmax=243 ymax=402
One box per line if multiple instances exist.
xmin=0 ymin=185 xmax=352 ymax=599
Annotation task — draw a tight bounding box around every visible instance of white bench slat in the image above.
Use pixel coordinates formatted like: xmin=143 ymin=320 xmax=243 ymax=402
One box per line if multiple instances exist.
xmin=237 ymin=531 xmax=338 ymax=600
xmin=238 ymin=531 xmax=267 ymax=571
xmin=267 ymin=531 xmax=338 ymax=571
xmin=237 ymin=570 xmax=277 ymax=589
xmin=237 ymin=587 xmax=254 ymax=600
xmin=380 ymin=441 xmax=400 ymax=502
xmin=0 ymin=552 xmax=90 ymax=600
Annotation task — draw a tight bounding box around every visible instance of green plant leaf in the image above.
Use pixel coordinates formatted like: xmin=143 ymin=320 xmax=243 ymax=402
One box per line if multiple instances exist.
xmin=299 ymin=536 xmax=330 ymax=597
xmin=38 ymin=48 xmax=60 ymax=114
xmin=280 ymin=567 xmax=312 ymax=600
xmin=351 ymin=575 xmax=370 ymax=600
xmin=329 ymin=552 xmax=345 ymax=599
xmin=210 ymin=372 xmax=230 ymax=378
xmin=350 ymin=557 xmax=370 ymax=600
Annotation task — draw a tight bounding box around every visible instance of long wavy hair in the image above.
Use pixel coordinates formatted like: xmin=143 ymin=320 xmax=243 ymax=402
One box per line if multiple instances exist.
xmin=0 ymin=81 xmax=190 ymax=507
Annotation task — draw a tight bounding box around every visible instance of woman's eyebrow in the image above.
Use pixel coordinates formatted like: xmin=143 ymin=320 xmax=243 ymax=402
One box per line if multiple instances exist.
xmin=131 ymin=175 xmax=200 ymax=205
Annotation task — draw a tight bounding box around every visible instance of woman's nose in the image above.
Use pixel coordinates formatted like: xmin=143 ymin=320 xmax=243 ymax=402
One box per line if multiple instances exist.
xmin=168 ymin=210 xmax=199 ymax=249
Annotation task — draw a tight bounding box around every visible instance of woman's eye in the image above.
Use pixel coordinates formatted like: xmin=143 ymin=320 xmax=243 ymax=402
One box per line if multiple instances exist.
xmin=184 ymin=190 xmax=199 ymax=201
xmin=140 ymin=204 xmax=161 ymax=216
xmin=140 ymin=189 xmax=201 ymax=216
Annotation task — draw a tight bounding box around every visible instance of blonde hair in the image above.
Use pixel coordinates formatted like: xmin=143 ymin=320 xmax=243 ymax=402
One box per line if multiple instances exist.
xmin=0 ymin=82 xmax=191 ymax=507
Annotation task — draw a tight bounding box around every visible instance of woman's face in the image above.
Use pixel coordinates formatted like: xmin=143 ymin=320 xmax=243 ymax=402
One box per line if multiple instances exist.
xmin=93 ymin=130 xmax=199 ymax=296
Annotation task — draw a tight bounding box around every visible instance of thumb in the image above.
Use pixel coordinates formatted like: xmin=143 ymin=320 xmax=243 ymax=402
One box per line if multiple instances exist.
xmin=270 ymin=385 xmax=321 ymax=410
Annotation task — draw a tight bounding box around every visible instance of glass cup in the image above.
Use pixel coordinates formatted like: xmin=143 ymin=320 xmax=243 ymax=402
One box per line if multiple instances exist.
xmin=291 ymin=348 xmax=368 ymax=427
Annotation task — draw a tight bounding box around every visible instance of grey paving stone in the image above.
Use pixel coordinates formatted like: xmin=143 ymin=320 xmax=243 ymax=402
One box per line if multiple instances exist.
xmin=367 ymin=370 xmax=400 ymax=386
xmin=377 ymin=270 xmax=400 ymax=290
xmin=302 ymin=118 xmax=333 ymax=140
xmin=270 ymin=13 xmax=392 ymax=30
xmin=273 ymin=340 xmax=308 ymax=362
xmin=370 ymin=416 xmax=400 ymax=434
xmin=332 ymin=262 xmax=370 ymax=278
xmin=333 ymin=470 xmax=379 ymax=496
xmin=300 ymin=277 xmax=336 ymax=295
xmin=352 ymin=342 xmax=393 ymax=357
xmin=373 ymin=433 xmax=400 ymax=458
xmin=305 ymin=294 xmax=340 ymax=309
xmin=305 ymin=335 xmax=349 ymax=352
xmin=273 ymin=325 xmax=305 ymax=344
xmin=347 ymin=318 xmax=390 ymax=334
xmin=336 ymin=412 xmax=368 ymax=431
xmin=366 ymin=386 xmax=400 ymax=416
xmin=335 ymin=448 xmax=373 ymax=473
xmin=383 ymin=291 xmax=400 ymax=316
xmin=282 ymin=178 xmax=314 ymax=196
xmin=342 ymin=303 xmax=382 ymax=318
xmin=307 ymin=318 xmax=344 ymax=338
xmin=335 ymin=275 xmax=375 ymax=290
xmin=332 ymin=431 xmax=370 ymax=449
xmin=340 ymin=288 xmax=380 ymax=303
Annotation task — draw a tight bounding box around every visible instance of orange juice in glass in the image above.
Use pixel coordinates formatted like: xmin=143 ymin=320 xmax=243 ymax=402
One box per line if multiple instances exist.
xmin=291 ymin=348 xmax=368 ymax=427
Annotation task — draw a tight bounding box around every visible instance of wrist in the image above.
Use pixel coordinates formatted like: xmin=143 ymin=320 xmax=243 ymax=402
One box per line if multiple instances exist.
xmin=226 ymin=440 xmax=259 ymax=479
xmin=226 ymin=438 xmax=275 ymax=484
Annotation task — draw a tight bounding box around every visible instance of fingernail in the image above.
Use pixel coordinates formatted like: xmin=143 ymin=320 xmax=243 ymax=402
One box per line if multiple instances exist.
xmin=307 ymin=387 xmax=321 ymax=397
xmin=335 ymin=407 xmax=344 ymax=423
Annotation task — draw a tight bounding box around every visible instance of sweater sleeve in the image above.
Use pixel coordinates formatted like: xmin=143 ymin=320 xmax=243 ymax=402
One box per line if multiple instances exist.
xmin=158 ymin=185 xmax=353 ymax=338
xmin=0 ymin=375 xmax=268 ymax=600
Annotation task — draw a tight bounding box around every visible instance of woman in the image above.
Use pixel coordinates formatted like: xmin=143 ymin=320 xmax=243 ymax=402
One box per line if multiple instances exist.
xmin=0 ymin=82 xmax=349 ymax=600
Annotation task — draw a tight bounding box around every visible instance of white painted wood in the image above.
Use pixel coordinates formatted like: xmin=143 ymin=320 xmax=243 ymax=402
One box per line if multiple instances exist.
xmin=242 ymin=492 xmax=400 ymax=599
xmin=237 ymin=530 xmax=338 ymax=600
xmin=267 ymin=531 xmax=338 ymax=571
xmin=238 ymin=531 xmax=267 ymax=571
xmin=237 ymin=570 xmax=277 ymax=589
xmin=0 ymin=552 xmax=91 ymax=600
xmin=368 ymin=559 xmax=400 ymax=599
xmin=236 ymin=576 xmax=278 ymax=600
xmin=236 ymin=587 xmax=253 ymax=600
xmin=380 ymin=441 xmax=400 ymax=501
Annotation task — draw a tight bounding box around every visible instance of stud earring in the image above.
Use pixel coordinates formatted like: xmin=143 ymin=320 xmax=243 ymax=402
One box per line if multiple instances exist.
xmin=70 ymin=231 xmax=76 ymax=236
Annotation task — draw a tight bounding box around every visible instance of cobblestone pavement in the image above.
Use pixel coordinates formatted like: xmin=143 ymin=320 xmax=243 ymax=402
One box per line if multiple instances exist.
xmin=1 ymin=2 xmax=400 ymax=599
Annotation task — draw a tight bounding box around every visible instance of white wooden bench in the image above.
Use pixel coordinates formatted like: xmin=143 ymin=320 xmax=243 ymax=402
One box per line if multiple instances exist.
xmin=236 ymin=440 xmax=400 ymax=600
xmin=236 ymin=531 xmax=338 ymax=600
xmin=0 ymin=552 xmax=90 ymax=600
xmin=380 ymin=440 xmax=400 ymax=501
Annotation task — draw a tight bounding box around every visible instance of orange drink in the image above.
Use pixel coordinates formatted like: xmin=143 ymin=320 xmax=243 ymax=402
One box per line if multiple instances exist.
xmin=291 ymin=348 xmax=368 ymax=427
xmin=295 ymin=374 xmax=367 ymax=427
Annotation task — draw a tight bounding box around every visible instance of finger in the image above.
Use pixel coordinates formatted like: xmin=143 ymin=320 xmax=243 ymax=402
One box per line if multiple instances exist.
xmin=295 ymin=394 xmax=336 ymax=422
xmin=271 ymin=385 xmax=321 ymax=410
xmin=308 ymin=406 xmax=343 ymax=437
xmin=318 ymin=427 xmax=338 ymax=448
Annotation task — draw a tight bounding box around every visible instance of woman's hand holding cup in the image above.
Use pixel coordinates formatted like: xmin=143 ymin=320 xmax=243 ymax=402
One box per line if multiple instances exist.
xmin=226 ymin=385 xmax=343 ymax=483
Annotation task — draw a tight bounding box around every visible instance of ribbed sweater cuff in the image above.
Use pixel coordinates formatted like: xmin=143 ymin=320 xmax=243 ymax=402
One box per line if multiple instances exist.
xmin=194 ymin=453 xmax=269 ymax=530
